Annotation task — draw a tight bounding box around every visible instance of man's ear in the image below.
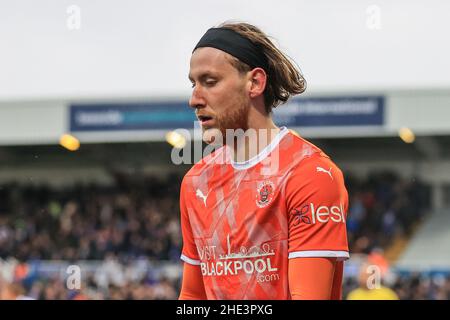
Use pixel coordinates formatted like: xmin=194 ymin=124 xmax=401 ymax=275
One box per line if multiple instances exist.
xmin=248 ymin=68 xmax=267 ymax=98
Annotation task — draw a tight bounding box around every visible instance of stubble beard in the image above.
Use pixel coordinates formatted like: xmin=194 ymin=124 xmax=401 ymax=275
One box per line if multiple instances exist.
xmin=203 ymin=96 xmax=250 ymax=146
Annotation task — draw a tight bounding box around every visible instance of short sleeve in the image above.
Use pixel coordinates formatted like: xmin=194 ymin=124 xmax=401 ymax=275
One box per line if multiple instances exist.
xmin=285 ymin=154 xmax=349 ymax=261
xmin=180 ymin=178 xmax=201 ymax=265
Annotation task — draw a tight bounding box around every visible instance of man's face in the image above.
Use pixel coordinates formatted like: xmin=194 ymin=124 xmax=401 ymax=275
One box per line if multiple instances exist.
xmin=189 ymin=47 xmax=251 ymax=144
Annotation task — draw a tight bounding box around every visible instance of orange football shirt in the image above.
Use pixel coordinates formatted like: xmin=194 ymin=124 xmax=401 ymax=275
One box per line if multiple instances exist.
xmin=180 ymin=127 xmax=349 ymax=299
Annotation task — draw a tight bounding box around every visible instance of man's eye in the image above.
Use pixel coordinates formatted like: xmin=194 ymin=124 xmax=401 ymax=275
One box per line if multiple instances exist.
xmin=205 ymin=80 xmax=217 ymax=86
xmin=191 ymin=82 xmax=196 ymax=88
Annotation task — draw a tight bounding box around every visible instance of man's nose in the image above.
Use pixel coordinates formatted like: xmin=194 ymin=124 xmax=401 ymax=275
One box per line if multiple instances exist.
xmin=189 ymin=86 xmax=206 ymax=109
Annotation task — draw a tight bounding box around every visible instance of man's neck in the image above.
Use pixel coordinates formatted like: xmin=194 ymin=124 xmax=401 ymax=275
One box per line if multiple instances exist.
xmin=231 ymin=120 xmax=280 ymax=163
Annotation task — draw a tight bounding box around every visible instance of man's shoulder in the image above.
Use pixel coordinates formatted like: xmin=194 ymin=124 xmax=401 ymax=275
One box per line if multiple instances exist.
xmin=281 ymin=132 xmax=334 ymax=172
xmin=283 ymin=133 xmax=344 ymax=185
xmin=291 ymin=150 xmax=338 ymax=175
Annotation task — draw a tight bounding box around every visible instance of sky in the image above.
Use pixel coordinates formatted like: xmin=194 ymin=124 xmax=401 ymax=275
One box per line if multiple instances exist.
xmin=1 ymin=0 xmax=449 ymax=101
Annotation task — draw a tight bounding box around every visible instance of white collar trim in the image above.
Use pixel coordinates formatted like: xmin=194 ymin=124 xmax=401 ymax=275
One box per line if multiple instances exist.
xmin=231 ymin=127 xmax=289 ymax=170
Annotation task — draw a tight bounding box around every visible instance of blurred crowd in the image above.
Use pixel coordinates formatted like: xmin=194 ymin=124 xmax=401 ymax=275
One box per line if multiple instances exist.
xmin=344 ymin=171 xmax=431 ymax=254
xmin=0 ymin=173 xmax=182 ymax=262
xmin=0 ymin=267 xmax=179 ymax=300
xmin=0 ymin=170 xmax=446 ymax=300
xmin=343 ymin=270 xmax=450 ymax=300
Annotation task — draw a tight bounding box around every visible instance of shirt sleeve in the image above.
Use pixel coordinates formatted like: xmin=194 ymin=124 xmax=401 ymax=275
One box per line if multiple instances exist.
xmin=180 ymin=178 xmax=201 ymax=265
xmin=285 ymin=154 xmax=349 ymax=260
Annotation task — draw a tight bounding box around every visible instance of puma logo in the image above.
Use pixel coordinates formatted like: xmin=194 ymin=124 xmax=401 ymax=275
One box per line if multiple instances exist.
xmin=317 ymin=167 xmax=333 ymax=180
xmin=196 ymin=189 xmax=209 ymax=206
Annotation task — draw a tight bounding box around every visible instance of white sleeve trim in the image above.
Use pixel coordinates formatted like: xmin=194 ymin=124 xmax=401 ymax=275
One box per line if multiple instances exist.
xmin=289 ymin=250 xmax=350 ymax=261
xmin=180 ymin=254 xmax=201 ymax=266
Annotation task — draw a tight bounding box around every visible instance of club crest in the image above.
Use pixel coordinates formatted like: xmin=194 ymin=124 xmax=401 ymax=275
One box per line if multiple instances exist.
xmin=256 ymin=181 xmax=275 ymax=208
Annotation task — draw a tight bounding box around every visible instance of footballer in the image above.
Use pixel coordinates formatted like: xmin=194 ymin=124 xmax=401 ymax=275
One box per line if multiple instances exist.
xmin=178 ymin=22 xmax=349 ymax=300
